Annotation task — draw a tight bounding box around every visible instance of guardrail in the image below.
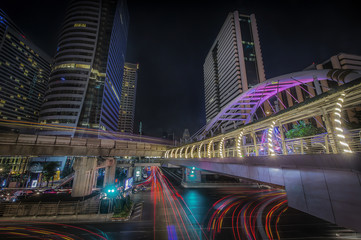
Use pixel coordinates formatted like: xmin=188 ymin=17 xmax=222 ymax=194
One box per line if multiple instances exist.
xmin=0 ymin=133 xmax=169 ymax=149
xmin=177 ymin=128 xmax=361 ymax=158
xmin=0 ymin=194 xmax=114 ymax=217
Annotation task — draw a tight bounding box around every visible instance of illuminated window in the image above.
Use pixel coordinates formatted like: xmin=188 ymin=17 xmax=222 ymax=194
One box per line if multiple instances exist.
xmin=53 ymin=63 xmax=90 ymax=71
xmin=75 ymin=64 xmax=91 ymax=69
xmin=74 ymin=23 xmax=87 ymax=27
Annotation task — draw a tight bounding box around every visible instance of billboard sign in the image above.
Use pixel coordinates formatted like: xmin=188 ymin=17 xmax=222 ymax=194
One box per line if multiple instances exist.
xmin=124 ymin=177 xmax=133 ymax=191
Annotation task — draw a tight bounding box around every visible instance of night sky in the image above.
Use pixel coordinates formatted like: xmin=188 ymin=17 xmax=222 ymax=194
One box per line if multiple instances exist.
xmin=1 ymin=0 xmax=361 ymax=138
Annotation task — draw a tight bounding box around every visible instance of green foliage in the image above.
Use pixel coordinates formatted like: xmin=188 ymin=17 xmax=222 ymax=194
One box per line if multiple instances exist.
xmin=113 ymin=199 xmax=134 ymax=218
xmin=345 ymin=110 xmax=361 ymax=129
xmin=42 ymin=162 xmax=59 ymax=186
xmin=0 ymin=164 xmax=11 ymax=177
xmin=285 ymin=121 xmax=324 ymax=139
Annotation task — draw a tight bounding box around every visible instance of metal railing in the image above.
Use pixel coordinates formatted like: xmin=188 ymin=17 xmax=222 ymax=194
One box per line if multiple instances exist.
xmin=175 ymin=129 xmax=361 ymax=158
xmin=0 ymin=133 xmax=170 ymax=149
xmin=0 ymin=194 xmax=109 ymax=217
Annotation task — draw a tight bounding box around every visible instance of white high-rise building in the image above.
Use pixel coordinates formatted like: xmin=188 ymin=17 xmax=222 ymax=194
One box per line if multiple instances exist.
xmin=118 ymin=62 xmax=138 ymax=133
xmin=203 ymin=11 xmax=266 ymax=123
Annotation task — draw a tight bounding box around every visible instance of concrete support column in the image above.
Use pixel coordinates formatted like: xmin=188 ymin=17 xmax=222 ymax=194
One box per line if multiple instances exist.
xmin=93 ymin=170 xmax=98 ymax=188
xmin=134 ymin=166 xmax=142 ymax=182
xmin=72 ymin=157 xmax=97 ymax=197
xmin=182 ymin=167 xmax=201 ymax=187
xmin=127 ymin=167 xmax=134 ymax=178
xmin=103 ymin=162 xmax=116 ymax=188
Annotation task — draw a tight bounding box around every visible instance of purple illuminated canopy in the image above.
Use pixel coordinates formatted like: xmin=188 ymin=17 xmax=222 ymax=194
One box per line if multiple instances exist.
xmin=198 ymin=69 xmax=361 ymax=139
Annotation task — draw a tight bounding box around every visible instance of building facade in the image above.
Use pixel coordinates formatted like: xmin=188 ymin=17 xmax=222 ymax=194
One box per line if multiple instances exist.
xmin=39 ymin=0 xmax=129 ymax=136
xmin=0 ymin=10 xmax=51 ymax=125
xmin=118 ymin=62 xmax=138 ymax=133
xmin=273 ymin=53 xmax=361 ymax=129
xmin=203 ymin=11 xmax=266 ymax=123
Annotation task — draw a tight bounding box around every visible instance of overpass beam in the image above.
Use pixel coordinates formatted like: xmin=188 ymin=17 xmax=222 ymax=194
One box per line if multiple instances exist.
xmin=72 ymin=157 xmax=97 ymax=197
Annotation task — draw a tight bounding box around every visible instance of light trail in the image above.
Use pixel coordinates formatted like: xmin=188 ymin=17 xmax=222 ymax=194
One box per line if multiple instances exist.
xmin=205 ymin=189 xmax=288 ymax=240
xmin=146 ymin=167 xmax=208 ymax=240
xmin=0 ymin=220 xmax=107 ymax=239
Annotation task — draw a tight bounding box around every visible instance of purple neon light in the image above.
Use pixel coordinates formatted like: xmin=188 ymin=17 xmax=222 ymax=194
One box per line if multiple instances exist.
xmin=201 ymin=70 xmax=333 ymax=136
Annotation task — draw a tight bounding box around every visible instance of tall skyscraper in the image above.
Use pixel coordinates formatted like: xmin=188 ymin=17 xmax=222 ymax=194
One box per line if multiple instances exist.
xmin=39 ymin=0 xmax=129 ymax=136
xmin=0 ymin=10 xmax=51 ymax=124
xmin=203 ymin=11 xmax=266 ymax=123
xmin=118 ymin=62 xmax=138 ymax=133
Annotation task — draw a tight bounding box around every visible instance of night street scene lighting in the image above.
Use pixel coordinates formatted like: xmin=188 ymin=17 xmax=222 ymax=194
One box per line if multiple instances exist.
xmin=0 ymin=0 xmax=360 ymax=239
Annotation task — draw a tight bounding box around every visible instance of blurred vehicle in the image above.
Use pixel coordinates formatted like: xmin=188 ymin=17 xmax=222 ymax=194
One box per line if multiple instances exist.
xmin=57 ymin=188 xmax=71 ymax=194
xmin=42 ymin=189 xmax=57 ymax=194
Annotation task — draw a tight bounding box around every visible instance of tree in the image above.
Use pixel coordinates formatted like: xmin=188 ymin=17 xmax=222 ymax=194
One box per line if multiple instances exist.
xmin=285 ymin=121 xmax=324 ymax=139
xmin=42 ymin=162 xmax=59 ymax=187
xmin=0 ymin=164 xmax=11 ymax=178
xmin=0 ymin=164 xmax=11 ymax=187
xmin=285 ymin=121 xmax=325 ymax=154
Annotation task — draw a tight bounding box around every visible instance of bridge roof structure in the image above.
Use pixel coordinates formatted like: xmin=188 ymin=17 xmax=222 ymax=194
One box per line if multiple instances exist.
xmin=199 ymin=69 xmax=361 ymax=139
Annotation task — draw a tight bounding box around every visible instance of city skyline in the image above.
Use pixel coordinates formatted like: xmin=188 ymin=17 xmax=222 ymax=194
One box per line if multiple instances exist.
xmin=1 ymin=0 xmax=361 ymax=138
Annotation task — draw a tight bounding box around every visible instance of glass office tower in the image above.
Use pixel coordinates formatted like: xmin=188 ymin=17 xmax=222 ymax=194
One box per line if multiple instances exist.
xmin=0 ymin=10 xmax=51 ymax=124
xmin=40 ymin=0 xmax=129 ymax=136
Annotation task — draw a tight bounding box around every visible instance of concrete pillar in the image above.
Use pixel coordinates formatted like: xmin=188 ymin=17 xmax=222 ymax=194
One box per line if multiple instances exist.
xmin=103 ymin=164 xmax=116 ymax=187
xmin=182 ymin=167 xmax=201 ymax=185
xmin=72 ymin=157 xmax=97 ymax=197
xmin=93 ymin=170 xmax=98 ymax=188
xmin=127 ymin=167 xmax=134 ymax=178
xmin=134 ymin=166 xmax=142 ymax=182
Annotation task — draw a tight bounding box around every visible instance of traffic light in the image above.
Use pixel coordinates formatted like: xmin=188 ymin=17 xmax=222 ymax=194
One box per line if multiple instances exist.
xmin=190 ymin=167 xmax=196 ymax=177
xmin=105 ymin=185 xmax=117 ymax=198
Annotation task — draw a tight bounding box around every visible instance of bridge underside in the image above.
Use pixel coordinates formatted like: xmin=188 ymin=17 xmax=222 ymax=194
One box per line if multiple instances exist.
xmin=0 ymin=133 xmax=167 ymax=157
xmin=166 ymin=154 xmax=361 ymax=232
